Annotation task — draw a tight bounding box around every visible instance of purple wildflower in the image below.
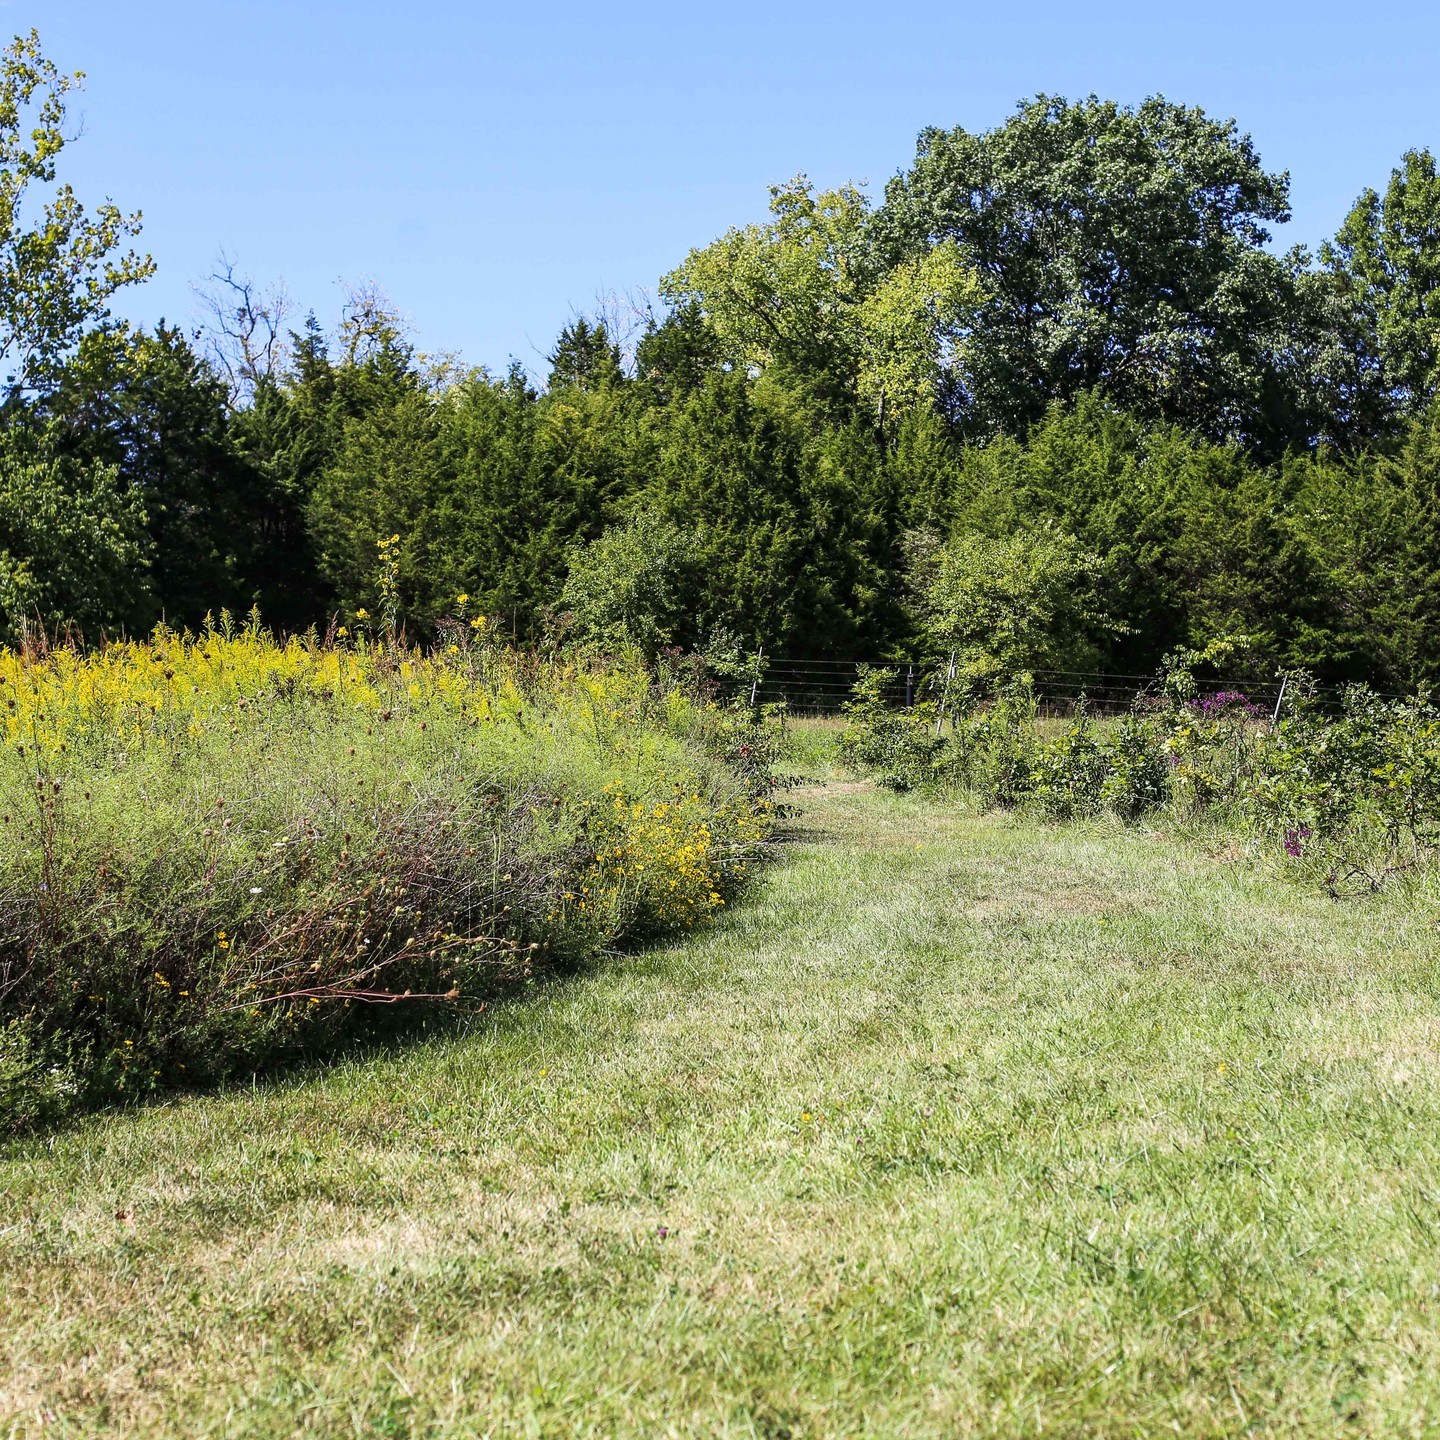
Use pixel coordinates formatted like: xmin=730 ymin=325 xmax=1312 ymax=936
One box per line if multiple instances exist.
xmin=1196 ymin=690 xmax=1267 ymax=719
xmin=1283 ymin=825 xmax=1312 ymax=857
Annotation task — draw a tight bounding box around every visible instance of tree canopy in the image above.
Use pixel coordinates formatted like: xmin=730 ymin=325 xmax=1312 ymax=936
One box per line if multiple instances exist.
xmin=0 ymin=30 xmax=153 ymax=398
xmin=1324 ymin=148 xmax=1440 ymax=420
xmin=875 ymin=95 xmax=1319 ymax=451
xmin=5 ymin=26 xmax=1440 ymax=689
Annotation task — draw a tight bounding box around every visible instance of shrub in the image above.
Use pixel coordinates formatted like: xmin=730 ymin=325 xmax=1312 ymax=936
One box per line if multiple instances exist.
xmin=947 ymin=681 xmax=1041 ymax=809
xmin=1025 ymin=708 xmax=1112 ymax=820
xmin=561 ymin=512 xmax=701 ymax=657
xmin=0 ymin=431 xmax=153 ymax=645
xmin=1245 ymin=683 xmax=1440 ymax=885
xmin=914 ymin=524 xmax=1119 ymax=690
xmin=839 ymin=649 xmax=1440 ymax=888
xmin=0 ymin=624 xmax=773 ymax=1131
xmin=837 ymin=666 xmax=942 ymax=790
xmin=1099 ymin=712 xmax=1173 ymax=820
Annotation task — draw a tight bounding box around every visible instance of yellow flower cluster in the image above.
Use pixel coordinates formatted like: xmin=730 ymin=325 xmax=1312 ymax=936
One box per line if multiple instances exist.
xmin=2 ymin=628 xmax=773 ymax=936
xmin=578 ymin=783 xmax=772 ymax=933
xmin=0 ymin=627 xmax=513 ymax=753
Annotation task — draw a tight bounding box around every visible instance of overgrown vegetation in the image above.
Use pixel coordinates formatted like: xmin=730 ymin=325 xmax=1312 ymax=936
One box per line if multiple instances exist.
xmin=0 ymin=625 xmax=773 ymax=1132
xmin=840 ymin=640 xmax=1440 ymax=896
xmin=8 ymin=759 xmax=1440 ymax=1436
xmin=6 ymin=26 xmax=1440 ymax=1430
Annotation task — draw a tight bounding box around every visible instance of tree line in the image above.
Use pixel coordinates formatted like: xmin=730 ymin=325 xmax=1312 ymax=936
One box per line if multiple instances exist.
xmin=2 ymin=30 xmax=1438 ymax=684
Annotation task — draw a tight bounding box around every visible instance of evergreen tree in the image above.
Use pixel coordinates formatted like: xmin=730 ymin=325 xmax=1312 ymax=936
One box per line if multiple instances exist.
xmin=1290 ymin=400 xmax=1440 ymax=687
xmin=44 ymin=323 xmax=264 ymax=626
xmin=306 ymin=380 xmax=451 ymax=629
xmin=633 ymin=302 xmax=725 ymax=407
xmin=939 ymin=396 xmax=1326 ymax=674
xmin=645 ymin=373 xmax=901 ymax=657
xmin=547 ymin=317 xmax=624 ymax=393
xmin=425 ymin=361 xmax=636 ymax=638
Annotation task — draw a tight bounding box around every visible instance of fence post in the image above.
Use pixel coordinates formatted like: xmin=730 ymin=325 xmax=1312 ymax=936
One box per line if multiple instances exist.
xmin=905 ymin=664 xmax=915 ymax=710
xmin=749 ymin=646 xmax=764 ymax=709
xmin=1271 ymin=673 xmax=1289 ymax=728
xmin=934 ymin=651 xmax=957 ymax=738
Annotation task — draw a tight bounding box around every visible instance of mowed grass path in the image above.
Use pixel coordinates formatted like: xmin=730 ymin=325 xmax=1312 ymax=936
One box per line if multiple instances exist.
xmin=6 ymin=763 xmax=1440 ymax=1436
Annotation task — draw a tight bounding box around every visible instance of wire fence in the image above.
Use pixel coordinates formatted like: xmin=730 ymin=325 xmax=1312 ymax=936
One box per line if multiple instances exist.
xmin=754 ymin=657 xmax=1411 ymax=718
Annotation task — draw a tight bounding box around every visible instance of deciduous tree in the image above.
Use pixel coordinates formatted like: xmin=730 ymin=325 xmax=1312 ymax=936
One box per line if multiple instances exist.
xmin=1324 ymin=149 xmax=1440 ymax=420
xmin=877 ymin=95 xmax=1318 ymax=451
xmin=0 ymin=29 xmax=153 ymax=397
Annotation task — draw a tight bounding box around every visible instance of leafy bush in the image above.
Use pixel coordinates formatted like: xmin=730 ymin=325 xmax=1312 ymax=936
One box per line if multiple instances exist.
xmin=0 ymin=624 xmax=773 ymax=1131
xmin=1025 ymin=709 xmax=1112 ymax=821
xmin=1246 ymin=683 xmax=1440 ymax=886
xmin=913 ymin=524 xmax=1120 ymax=690
xmin=937 ymin=681 xmax=1041 ymax=808
xmin=839 ymin=650 xmax=1440 ymax=888
xmin=1099 ymin=712 xmax=1174 ymax=821
xmin=0 ymin=430 xmax=153 ymax=645
xmin=837 ymin=666 xmax=942 ymax=790
xmin=561 ymin=512 xmax=701 ymax=656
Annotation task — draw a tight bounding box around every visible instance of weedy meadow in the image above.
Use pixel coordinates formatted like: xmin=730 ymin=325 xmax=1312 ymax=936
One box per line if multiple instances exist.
xmin=0 ymin=619 xmax=775 ymax=1132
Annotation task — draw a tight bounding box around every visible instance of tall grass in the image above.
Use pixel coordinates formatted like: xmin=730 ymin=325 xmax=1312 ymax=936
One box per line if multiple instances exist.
xmin=0 ymin=624 xmax=772 ymax=1130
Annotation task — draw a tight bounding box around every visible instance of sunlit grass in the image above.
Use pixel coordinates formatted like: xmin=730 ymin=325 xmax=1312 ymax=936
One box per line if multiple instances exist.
xmin=4 ymin=735 xmax=1440 ymax=1435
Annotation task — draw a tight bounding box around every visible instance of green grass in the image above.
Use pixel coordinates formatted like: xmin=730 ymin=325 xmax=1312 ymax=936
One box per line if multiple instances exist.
xmin=6 ymin=735 xmax=1440 ymax=1436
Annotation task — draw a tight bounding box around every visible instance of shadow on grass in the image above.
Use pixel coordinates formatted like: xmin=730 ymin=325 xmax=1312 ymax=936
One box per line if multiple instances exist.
xmin=2 ymin=856 xmax=789 ymax=1148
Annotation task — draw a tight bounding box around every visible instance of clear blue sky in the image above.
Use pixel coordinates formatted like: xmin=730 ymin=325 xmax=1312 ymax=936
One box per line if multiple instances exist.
xmin=35 ymin=0 xmax=1440 ymax=380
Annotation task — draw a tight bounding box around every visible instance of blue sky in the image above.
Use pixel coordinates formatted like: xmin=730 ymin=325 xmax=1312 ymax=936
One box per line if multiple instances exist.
xmin=35 ymin=0 xmax=1440 ymax=379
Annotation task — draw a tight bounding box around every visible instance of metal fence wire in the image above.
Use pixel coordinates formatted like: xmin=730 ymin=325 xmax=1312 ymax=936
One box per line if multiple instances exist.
xmin=753 ymin=658 xmax=1410 ymax=717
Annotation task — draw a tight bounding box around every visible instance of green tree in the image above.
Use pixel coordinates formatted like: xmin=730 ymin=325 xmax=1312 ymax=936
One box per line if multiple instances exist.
xmin=253 ymin=300 xmax=448 ymax=629
xmin=547 ymin=317 xmax=624 ymax=393
xmin=429 ymin=361 xmax=638 ymax=637
xmin=633 ymin=301 xmax=726 ymax=406
xmin=561 ymin=512 xmax=700 ymax=655
xmin=934 ymin=395 xmax=1326 ymax=675
xmin=229 ymin=311 xmax=415 ymax=630
xmin=0 ymin=29 xmax=154 ymax=397
xmin=43 ymin=323 xmax=273 ymax=626
xmin=917 ymin=524 xmax=1114 ymax=687
xmin=645 ymin=372 xmax=902 ymax=657
xmin=0 ymin=426 xmax=151 ymax=644
xmin=1290 ymin=399 xmax=1440 ymax=687
xmin=886 ymin=405 xmax=964 ymax=531
xmin=306 ymin=377 xmax=452 ymax=629
xmin=227 ymin=370 xmax=331 ymax=631
xmin=663 ymin=176 xmax=975 ymax=422
xmin=877 ymin=95 xmax=1318 ymax=451
xmin=1324 ymin=149 xmax=1440 ymax=419
xmin=663 ymin=178 xmax=874 ymax=390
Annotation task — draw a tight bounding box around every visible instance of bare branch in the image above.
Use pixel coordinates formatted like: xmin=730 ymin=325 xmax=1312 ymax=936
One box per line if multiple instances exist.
xmin=588 ymin=285 xmax=655 ymax=374
xmin=336 ymin=278 xmax=409 ymax=366
xmin=192 ymin=250 xmax=292 ymax=401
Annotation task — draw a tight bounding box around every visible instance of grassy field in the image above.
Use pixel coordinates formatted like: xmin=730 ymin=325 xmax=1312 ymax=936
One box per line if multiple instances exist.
xmin=6 ymin=733 xmax=1440 ymax=1436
